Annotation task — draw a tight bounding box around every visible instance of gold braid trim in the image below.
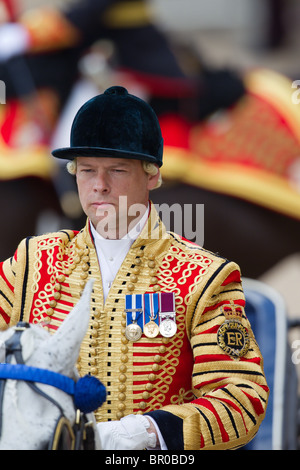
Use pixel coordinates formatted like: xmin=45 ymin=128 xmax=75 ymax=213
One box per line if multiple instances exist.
xmin=0 ymin=258 xmax=15 ymax=329
xmin=10 ymin=238 xmax=31 ymax=327
xmin=1 ymin=207 xmax=268 ymax=448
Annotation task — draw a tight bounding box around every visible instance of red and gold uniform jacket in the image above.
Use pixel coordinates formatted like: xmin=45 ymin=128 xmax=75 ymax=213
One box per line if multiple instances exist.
xmin=0 ymin=205 xmax=268 ymax=450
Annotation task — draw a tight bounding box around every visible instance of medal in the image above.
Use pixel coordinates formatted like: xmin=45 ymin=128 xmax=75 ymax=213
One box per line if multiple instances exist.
xmin=159 ymin=317 xmax=177 ymax=337
xmin=124 ymin=294 xmax=143 ymax=342
xmin=124 ymin=292 xmax=177 ymax=340
xmin=125 ymin=319 xmax=143 ymax=342
xmin=144 ymin=320 xmax=159 ymax=338
xmin=159 ymin=292 xmax=177 ymax=338
xmin=143 ymin=293 xmax=159 ymax=338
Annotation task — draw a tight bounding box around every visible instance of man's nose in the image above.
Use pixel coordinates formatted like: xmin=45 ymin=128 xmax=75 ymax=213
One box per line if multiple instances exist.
xmin=93 ymin=173 xmax=110 ymax=193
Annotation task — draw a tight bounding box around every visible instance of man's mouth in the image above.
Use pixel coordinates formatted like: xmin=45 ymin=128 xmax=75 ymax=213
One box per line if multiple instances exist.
xmin=92 ymin=201 xmax=115 ymax=208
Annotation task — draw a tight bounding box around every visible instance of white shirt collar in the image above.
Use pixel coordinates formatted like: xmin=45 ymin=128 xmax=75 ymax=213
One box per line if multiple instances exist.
xmin=89 ymin=204 xmax=149 ymax=302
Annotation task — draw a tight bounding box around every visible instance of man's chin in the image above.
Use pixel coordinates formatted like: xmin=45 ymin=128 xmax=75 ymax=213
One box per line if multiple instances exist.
xmin=95 ymin=215 xmax=128 ymax=239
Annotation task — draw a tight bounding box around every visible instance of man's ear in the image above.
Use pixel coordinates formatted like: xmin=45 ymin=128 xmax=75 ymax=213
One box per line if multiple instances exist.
xmin=147 ymin=166 xmax=160 ymax=190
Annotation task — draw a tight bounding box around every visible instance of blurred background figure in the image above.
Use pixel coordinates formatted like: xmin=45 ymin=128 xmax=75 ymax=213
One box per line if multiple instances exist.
xmin=0 ymin=0 xmax=200 ymax=260
xmin=0 ymin=0 xmax=300 ymax=449
xmin=0 ymin=0 xmax=300 ymax=330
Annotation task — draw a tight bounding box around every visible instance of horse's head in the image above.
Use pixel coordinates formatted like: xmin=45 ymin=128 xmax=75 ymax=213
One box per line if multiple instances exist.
xmin=0 ymin=280 xmax=105 ymax=450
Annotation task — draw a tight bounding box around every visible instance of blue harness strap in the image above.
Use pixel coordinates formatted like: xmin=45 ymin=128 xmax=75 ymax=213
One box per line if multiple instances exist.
xmin=0 ymin=364 xmax=76 ymax=395
xmin=0 ymin=324 xmax=106 ymax=448
xmin=0 ymin=362 xmax=106 ymax=414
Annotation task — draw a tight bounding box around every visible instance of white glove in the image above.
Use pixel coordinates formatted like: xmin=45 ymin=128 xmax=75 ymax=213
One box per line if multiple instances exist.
xmin=0 ymin=23 xmax=30 ymax=61
xmin=97 ymin=414 xmax=157 ymax=450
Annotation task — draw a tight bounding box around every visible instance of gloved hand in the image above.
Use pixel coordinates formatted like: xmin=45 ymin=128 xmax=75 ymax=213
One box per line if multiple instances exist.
xmin=97 ymin=414 xmax=157 ymax=450
xmin=0 ymin=23 xmax=30 ymax=62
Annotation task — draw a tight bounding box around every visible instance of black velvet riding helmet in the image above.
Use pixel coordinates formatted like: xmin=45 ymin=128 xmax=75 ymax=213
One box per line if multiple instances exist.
xmin=51 ymin=86 xmax=163 ymax=167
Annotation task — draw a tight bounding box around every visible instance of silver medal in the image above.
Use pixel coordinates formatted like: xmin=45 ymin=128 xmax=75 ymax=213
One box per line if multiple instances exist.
xmin=159 ymin=317 xmax=177 ymax=337
xmin=125 ymin=322 xmax=143 ymax=342
xmin=125 ymin=309 xmax=143 ymax=342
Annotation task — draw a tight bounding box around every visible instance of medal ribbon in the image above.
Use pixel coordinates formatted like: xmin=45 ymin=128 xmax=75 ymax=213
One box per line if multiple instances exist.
xmin=159 ymin=292 xmax=177 ymax=338
xmin=125 ymin=292 xmax=176 ymax=335
xmin=144 ymin=293 xmax=160 ymax=326
xmin=125 ymin=294 xmax=144 ymax=330
xmin=159 ymin=292 xmax=175 ymax=316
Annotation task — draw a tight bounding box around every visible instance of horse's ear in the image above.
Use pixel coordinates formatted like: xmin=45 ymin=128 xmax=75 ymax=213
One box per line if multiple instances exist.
xmin=46 ymin=280 xmax=94 ymax=371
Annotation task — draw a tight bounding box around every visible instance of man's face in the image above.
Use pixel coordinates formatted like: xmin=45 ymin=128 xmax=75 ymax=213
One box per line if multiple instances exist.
xmin=76 ymin=156 xmax=159 ymax=239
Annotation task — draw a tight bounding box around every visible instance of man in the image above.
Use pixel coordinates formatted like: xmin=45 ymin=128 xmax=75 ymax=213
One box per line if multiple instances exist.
xmin=0 ymin=86 xmax=268 ymax=450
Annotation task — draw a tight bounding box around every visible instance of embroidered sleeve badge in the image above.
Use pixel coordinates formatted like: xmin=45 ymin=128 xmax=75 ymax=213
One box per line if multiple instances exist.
xmin=217 ymin=320 xmax=250 ymax=358
xmin=217 ymin=302 xmax=250 ymax=358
